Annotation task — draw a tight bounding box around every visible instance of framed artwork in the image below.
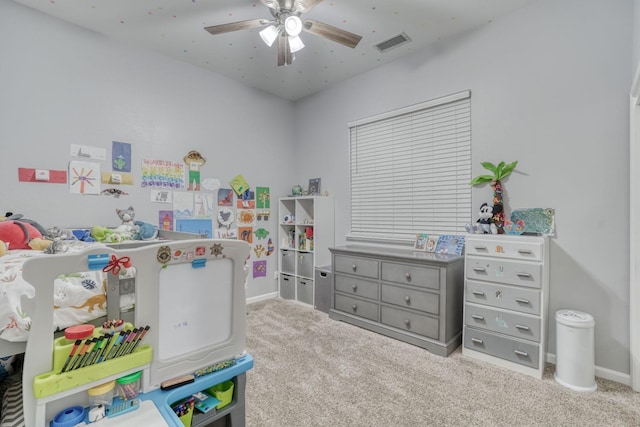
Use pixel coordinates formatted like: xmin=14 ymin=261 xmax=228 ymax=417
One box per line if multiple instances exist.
xmin=413 ymin=233 xmax=428 ymax=251
xmin=435 ymin=235 xmax=465 ymax=256
xmin=425 ymin=235 xmax=439 ymax=253
xmin=308 ymin=178 xmax=321 ymax=195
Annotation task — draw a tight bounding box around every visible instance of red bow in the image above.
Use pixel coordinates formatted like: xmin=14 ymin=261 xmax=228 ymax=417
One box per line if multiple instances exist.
xmin=103 ymin=255 xmax=131 ymax=275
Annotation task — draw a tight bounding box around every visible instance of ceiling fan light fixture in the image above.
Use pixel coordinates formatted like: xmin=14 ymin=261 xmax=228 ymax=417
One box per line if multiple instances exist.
xmin=284 ymin=15 xmax=303 ymax=37
xmin=288 ymin=35 xmax=305 ymax=53
xmin=259 ymin=24 xmax=280 ymax=47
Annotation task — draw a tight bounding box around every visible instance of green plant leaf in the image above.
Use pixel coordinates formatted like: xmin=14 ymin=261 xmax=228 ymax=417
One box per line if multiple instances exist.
xmin=470 ymin=175 xmax=494 ymax=185
xmin=497 ymin=160 xmax=518 ymax=180
xmin=480 ymin=162 xmax=497 ymax=173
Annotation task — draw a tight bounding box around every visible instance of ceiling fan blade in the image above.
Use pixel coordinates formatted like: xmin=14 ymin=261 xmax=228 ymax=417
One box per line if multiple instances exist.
xmin=204 ymin=19 xmax=267 ymax=36
xmin=277 ymin=34 xmax=293 ymax=66
xmin=295 ymin=0 xmax=323 ymax=13
xmin=303 ymin=19 xmax=362 ymax=49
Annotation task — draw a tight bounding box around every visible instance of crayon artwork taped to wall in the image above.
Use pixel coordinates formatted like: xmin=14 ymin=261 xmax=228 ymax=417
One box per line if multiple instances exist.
xmin=69 ymin=161 xmax=101 ymax=195
xmin=216 ymin=228 xmax=237 ymax=239
xmin=173 ymin=192 xmax=194 ymax=220
xmin=256 ymin=187 xmax=270 ymax=209
xmin=237 ymin=190 xmax=255 ymax=209
xmin=176 ymin=219 xmax=213 ymax=238
xmin=253 ymin=260 xmax=267 ymax=279
xmin=218 ymin=188 xmax=234 ymax=206
xmin=112 ymin=141 xmax=131 ymax=173
xmin=238 ymin=227 xmax=253 ymax=244
xmin=194 ymin=194 xmax=214 ymax=218
xmin=141 ymin=159 xmax=185 ymax=189
xmin=229 ymin=174 xmax=249 ymax=196
xmin=159 ymin=210 xmax=174 ymax=231
xmin=237 ymin=209 xmax=256 ymax=226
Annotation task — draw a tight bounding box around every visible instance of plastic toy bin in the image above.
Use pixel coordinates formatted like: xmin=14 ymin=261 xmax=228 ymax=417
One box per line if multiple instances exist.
xmin=117 ymin=371 xmax=141 ymax=401
xmin=207 ymin=380 xmax=234 ymax=409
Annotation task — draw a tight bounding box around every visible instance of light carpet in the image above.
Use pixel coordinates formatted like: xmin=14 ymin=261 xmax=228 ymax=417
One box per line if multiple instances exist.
xmin=245 ymin=298 xmax=640 ymax=427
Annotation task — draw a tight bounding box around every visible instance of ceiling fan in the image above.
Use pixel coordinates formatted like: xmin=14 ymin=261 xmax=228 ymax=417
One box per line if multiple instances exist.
xmin=204 ymin=0 xmax=363 ymax=66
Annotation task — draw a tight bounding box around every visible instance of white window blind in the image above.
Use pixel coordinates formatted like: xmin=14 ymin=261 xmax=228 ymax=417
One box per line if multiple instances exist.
xmin=348 ymin=90 xmax=471 ymax=242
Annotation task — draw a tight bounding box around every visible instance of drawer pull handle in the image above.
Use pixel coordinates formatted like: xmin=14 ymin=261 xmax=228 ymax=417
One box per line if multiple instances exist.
xmin=472 ymin=267 xmax=487 ymax=273
xmin=405 ymin=272 xmax=411 ymax=280
xmin=351 ymin=304 xmax=358 ymax=312
xmin=472 ymin=290 xmax=485 ymax=297
xmin=471 ymin=338 xmax=484 ymax=345
xmin=352 ymin=284 xmax=358 ymax=292
xmin=516 ymin=272 xmax=532 ymax=278
xmin=515 ymin=298 xmax=530 ymax=304
xmin=515 ymin=324 xmax=530 ymax=331
xmin=518 ymin=249 xmax=533 ymax=255
xmin=474 ymin=246 xmax=488 ymax=251
xmin=471 ymin=315 xmax=485 ymax=321
xmin=404 ymin=319 xmax=411 ymax=327
xmin=514 ymin=350 xmax=529 ymax=357
xmin=404 ymin=295 xmax=411 ymax=304
xmin=352 ymin=264 xmax=357 ymax=271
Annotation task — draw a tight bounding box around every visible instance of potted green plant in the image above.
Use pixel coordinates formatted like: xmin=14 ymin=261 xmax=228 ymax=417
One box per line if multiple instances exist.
xmin=470 ymin=161 xmax=518 ymax=234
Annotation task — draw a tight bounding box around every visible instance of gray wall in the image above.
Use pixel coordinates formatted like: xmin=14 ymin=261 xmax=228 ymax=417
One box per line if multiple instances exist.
xmin=294 ymin=0 xmax=633 ymax=377
xmin=0 ymin=1 xmax=295 ymax=299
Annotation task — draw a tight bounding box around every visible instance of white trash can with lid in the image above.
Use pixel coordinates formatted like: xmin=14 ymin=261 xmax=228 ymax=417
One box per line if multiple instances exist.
xmin=554 ymin=309 xmax=597 ymax=392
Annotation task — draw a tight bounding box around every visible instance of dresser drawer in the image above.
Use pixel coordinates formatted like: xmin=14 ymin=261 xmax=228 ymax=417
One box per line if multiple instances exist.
xmin=381 ymin=306 xmax=439 ymax=339
xmin=381 ymin=284 xmax=439 ymax=315
xmin=464 ymin=327 xmax=540 ymax=369
xmin=381 ymin=262 xmax=440 ymax=290
xmin=466 ymin=256 xmax=542 ymax=289
xmin=334 ymin=294 xmax=379 ymax=322
xmin=335 ymin=275 xmax=378 ymax=300
xmin=465 ymin=304 xmax=541 ymax=342
xmin=334 ymin=255 xmax=379 ymax=279
xmin=465 ymin=280 xmax=540 ymax=315
xmin=465 ymin=238 xmax=543 ymax=262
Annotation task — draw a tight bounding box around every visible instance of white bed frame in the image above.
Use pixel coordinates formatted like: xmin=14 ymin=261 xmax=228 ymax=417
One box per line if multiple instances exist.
xmin=14 ymin=238 xmax=250 ymax=426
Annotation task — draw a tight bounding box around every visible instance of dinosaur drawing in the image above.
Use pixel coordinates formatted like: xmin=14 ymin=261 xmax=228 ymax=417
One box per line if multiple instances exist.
xmin=71 ymin=279 xmax=107 ymax=313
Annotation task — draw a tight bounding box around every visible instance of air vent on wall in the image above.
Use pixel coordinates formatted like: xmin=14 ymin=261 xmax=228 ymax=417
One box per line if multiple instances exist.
xmin=374 ymin=32 xmax=412 ymax=53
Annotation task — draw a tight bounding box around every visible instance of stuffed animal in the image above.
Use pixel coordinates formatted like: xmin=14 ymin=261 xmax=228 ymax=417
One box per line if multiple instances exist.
xmin=134 ymin=221 xmax=158 ymax=240
xmin=114 ymin=206 xmax=139 ymax=240
xmin=28 ymin=237 xmax=53 ymax=251
xmin=465 ymin=203 xmax=498 ymax=234
xmin=0 ymin=220 xmax=44 ymax=249
xmin=0 ymin=241 xmax=6 ymax=257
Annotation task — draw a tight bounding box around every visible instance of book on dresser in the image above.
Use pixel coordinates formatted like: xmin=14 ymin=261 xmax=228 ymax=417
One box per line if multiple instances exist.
xmin=462 ymin=234 xmax=550 ymax=378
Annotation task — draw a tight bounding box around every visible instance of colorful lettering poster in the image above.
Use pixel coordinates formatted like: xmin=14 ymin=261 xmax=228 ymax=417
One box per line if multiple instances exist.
xmin=112 ymin=141 xmax=132 ymax=173
xmin=69 ymin=161 xmax=100 ymax=194
xmin=141 ymin=159 xmax=185 ymax=189
xmin=256 ymin=187 xmax=270 ymax=209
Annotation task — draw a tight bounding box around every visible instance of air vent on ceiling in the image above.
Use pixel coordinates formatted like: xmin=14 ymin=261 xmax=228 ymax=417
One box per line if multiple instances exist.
xmin=374 ymin=32 xmax=412 ymax=53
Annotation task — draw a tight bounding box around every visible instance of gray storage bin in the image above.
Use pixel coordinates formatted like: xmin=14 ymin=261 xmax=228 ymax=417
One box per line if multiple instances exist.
xmin=281 ymin=249 xmax=295 ymax=275
xmin=296 ymin=277 xmax=314 ymax=305
xmin=314 ymin=266 xmax=332 ymax=313
xmin=297 ymin=252 xmax=314 ymax=278
xmin=280 ymin=274 xmax=295 ymax=300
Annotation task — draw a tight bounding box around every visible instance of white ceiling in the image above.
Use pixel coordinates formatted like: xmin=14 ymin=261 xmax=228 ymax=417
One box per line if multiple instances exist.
xmin=13 ymin=0 xmax=536 ymax=101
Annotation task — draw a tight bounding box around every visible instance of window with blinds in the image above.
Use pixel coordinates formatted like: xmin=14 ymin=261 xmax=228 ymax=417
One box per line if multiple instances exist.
xmin=348 ymin=90 xmax=471 ymax=243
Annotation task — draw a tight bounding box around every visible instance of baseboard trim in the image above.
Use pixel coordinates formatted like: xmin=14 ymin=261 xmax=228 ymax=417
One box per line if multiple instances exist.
xmin=546 ymin=353 xmax=631 ymax=386
xmin=247 ymin=292 xmax=278 ymax=305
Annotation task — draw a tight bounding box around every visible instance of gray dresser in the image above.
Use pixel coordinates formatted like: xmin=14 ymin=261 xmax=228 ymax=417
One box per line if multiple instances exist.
xmin=462 ymin=234 xmax=549 ymax=378
xmin=329 ymin=245 xmax=464 ymax=356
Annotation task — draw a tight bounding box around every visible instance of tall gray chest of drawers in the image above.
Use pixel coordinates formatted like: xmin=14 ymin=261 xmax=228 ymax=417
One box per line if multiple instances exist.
xmin=329 ymin=245 xmax=464 ymax=357
xmin=463 ymin=234 xmax=549 ymax=378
